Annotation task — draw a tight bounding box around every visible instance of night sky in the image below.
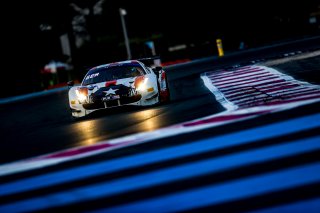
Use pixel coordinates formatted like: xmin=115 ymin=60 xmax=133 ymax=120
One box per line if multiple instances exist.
xmin=2 ymin=0 xmax=319 ymax=96
xmin=6 ymin=0 xmax=319 ymax=56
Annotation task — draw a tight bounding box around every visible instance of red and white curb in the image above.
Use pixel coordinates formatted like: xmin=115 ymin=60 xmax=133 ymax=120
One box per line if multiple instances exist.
xmin=202 ymin=65 xmax=320 ymax=110
xmin=1 ymin=66 xmax=320 ymax=176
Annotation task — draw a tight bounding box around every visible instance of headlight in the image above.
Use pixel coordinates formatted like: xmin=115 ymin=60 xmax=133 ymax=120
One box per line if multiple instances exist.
xmin=135 ymin=77 xmax=148 ymax=91
xmin=75 ymin=87 xmax=88 ymax=102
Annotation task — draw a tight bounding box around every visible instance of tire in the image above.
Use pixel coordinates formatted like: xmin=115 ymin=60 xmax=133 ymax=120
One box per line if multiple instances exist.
xmin=164 ymin=75 xmax=171 ymax=102
xmin=158 ymin=75 xmax=170 ymax=103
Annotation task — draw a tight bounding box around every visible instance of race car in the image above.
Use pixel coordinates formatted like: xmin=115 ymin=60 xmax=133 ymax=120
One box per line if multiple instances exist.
xmin=68 ymin=59 xmax=170 ymax=118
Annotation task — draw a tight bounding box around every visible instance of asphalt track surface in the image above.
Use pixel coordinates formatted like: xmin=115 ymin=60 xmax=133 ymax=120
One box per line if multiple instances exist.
xmin=0 ymin=36 xmax=319 ymax=164
xmin=0 ymin=70 xmax=224 ymax=164
xmin=0 ymin=36 xmax=320 ymax=212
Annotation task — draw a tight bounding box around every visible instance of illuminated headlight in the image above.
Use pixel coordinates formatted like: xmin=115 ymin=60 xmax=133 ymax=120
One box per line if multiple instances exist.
xmin=136 ymin=78 xmax=149 ymax=91
xmin=76 ymin=93 xmax=87 ymax=102
xmin=75 ymin=87 xmax=88 ymax=103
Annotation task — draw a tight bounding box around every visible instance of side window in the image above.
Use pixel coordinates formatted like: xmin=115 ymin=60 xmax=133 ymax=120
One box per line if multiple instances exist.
xmin=130 ymin=67 xmax=142 ymax=77
xmin=136 ymin=67 xmax=146 ymax=75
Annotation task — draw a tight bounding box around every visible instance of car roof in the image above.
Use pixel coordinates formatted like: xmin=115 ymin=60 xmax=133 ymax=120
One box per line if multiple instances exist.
xmin=88 ymin=60 xmax=143 ymax=74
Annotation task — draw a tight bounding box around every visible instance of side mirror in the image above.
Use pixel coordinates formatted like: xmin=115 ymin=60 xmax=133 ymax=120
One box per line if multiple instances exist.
xmin=152 ymin=66 xmax=162 ymax=73
xmin=67 ymin=80 xmax=74 ymax=87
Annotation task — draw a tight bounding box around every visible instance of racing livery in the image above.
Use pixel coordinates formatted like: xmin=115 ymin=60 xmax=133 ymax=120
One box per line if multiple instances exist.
xmin=68 ymin=60 xmax=170 ymax=118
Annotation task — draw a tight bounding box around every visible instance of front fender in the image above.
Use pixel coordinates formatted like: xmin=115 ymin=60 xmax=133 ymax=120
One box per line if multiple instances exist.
xmin=68 ymin=86 xmax=79 ymax=108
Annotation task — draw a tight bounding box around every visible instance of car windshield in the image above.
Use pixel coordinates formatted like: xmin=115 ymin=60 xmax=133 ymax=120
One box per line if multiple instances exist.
xmin=82 ymin=65 xmax=145 ymax=86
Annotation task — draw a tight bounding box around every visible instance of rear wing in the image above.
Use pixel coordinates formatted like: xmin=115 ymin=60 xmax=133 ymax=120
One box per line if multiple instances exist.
xmin=136 ymin=56 xmax=160 ymax=61
xmin=136 ymin=56 xmax=161 ymax=67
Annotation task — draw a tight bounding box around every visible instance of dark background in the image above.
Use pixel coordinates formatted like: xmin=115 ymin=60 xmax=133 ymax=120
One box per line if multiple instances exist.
xmin=2 ymin=0 xmax=320 ymax=97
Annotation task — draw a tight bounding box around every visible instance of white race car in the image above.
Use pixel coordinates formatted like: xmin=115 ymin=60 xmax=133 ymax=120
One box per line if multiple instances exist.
xmin=68 ymin=59 xmax=170 ymax=118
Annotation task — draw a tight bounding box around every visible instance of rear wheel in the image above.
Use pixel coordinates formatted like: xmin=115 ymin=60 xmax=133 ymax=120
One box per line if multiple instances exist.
xmin=164 ymin=75 xmax=171 ymax=102
xmin=158 ymin=75 xmax=170 ymax=103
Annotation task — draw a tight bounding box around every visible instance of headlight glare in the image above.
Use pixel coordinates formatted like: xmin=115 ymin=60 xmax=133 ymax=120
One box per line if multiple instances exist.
xmin=76 ymin=87 xmax=88 ymax=102
xmin=136 ymin=78 xmax=148 ymax=91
